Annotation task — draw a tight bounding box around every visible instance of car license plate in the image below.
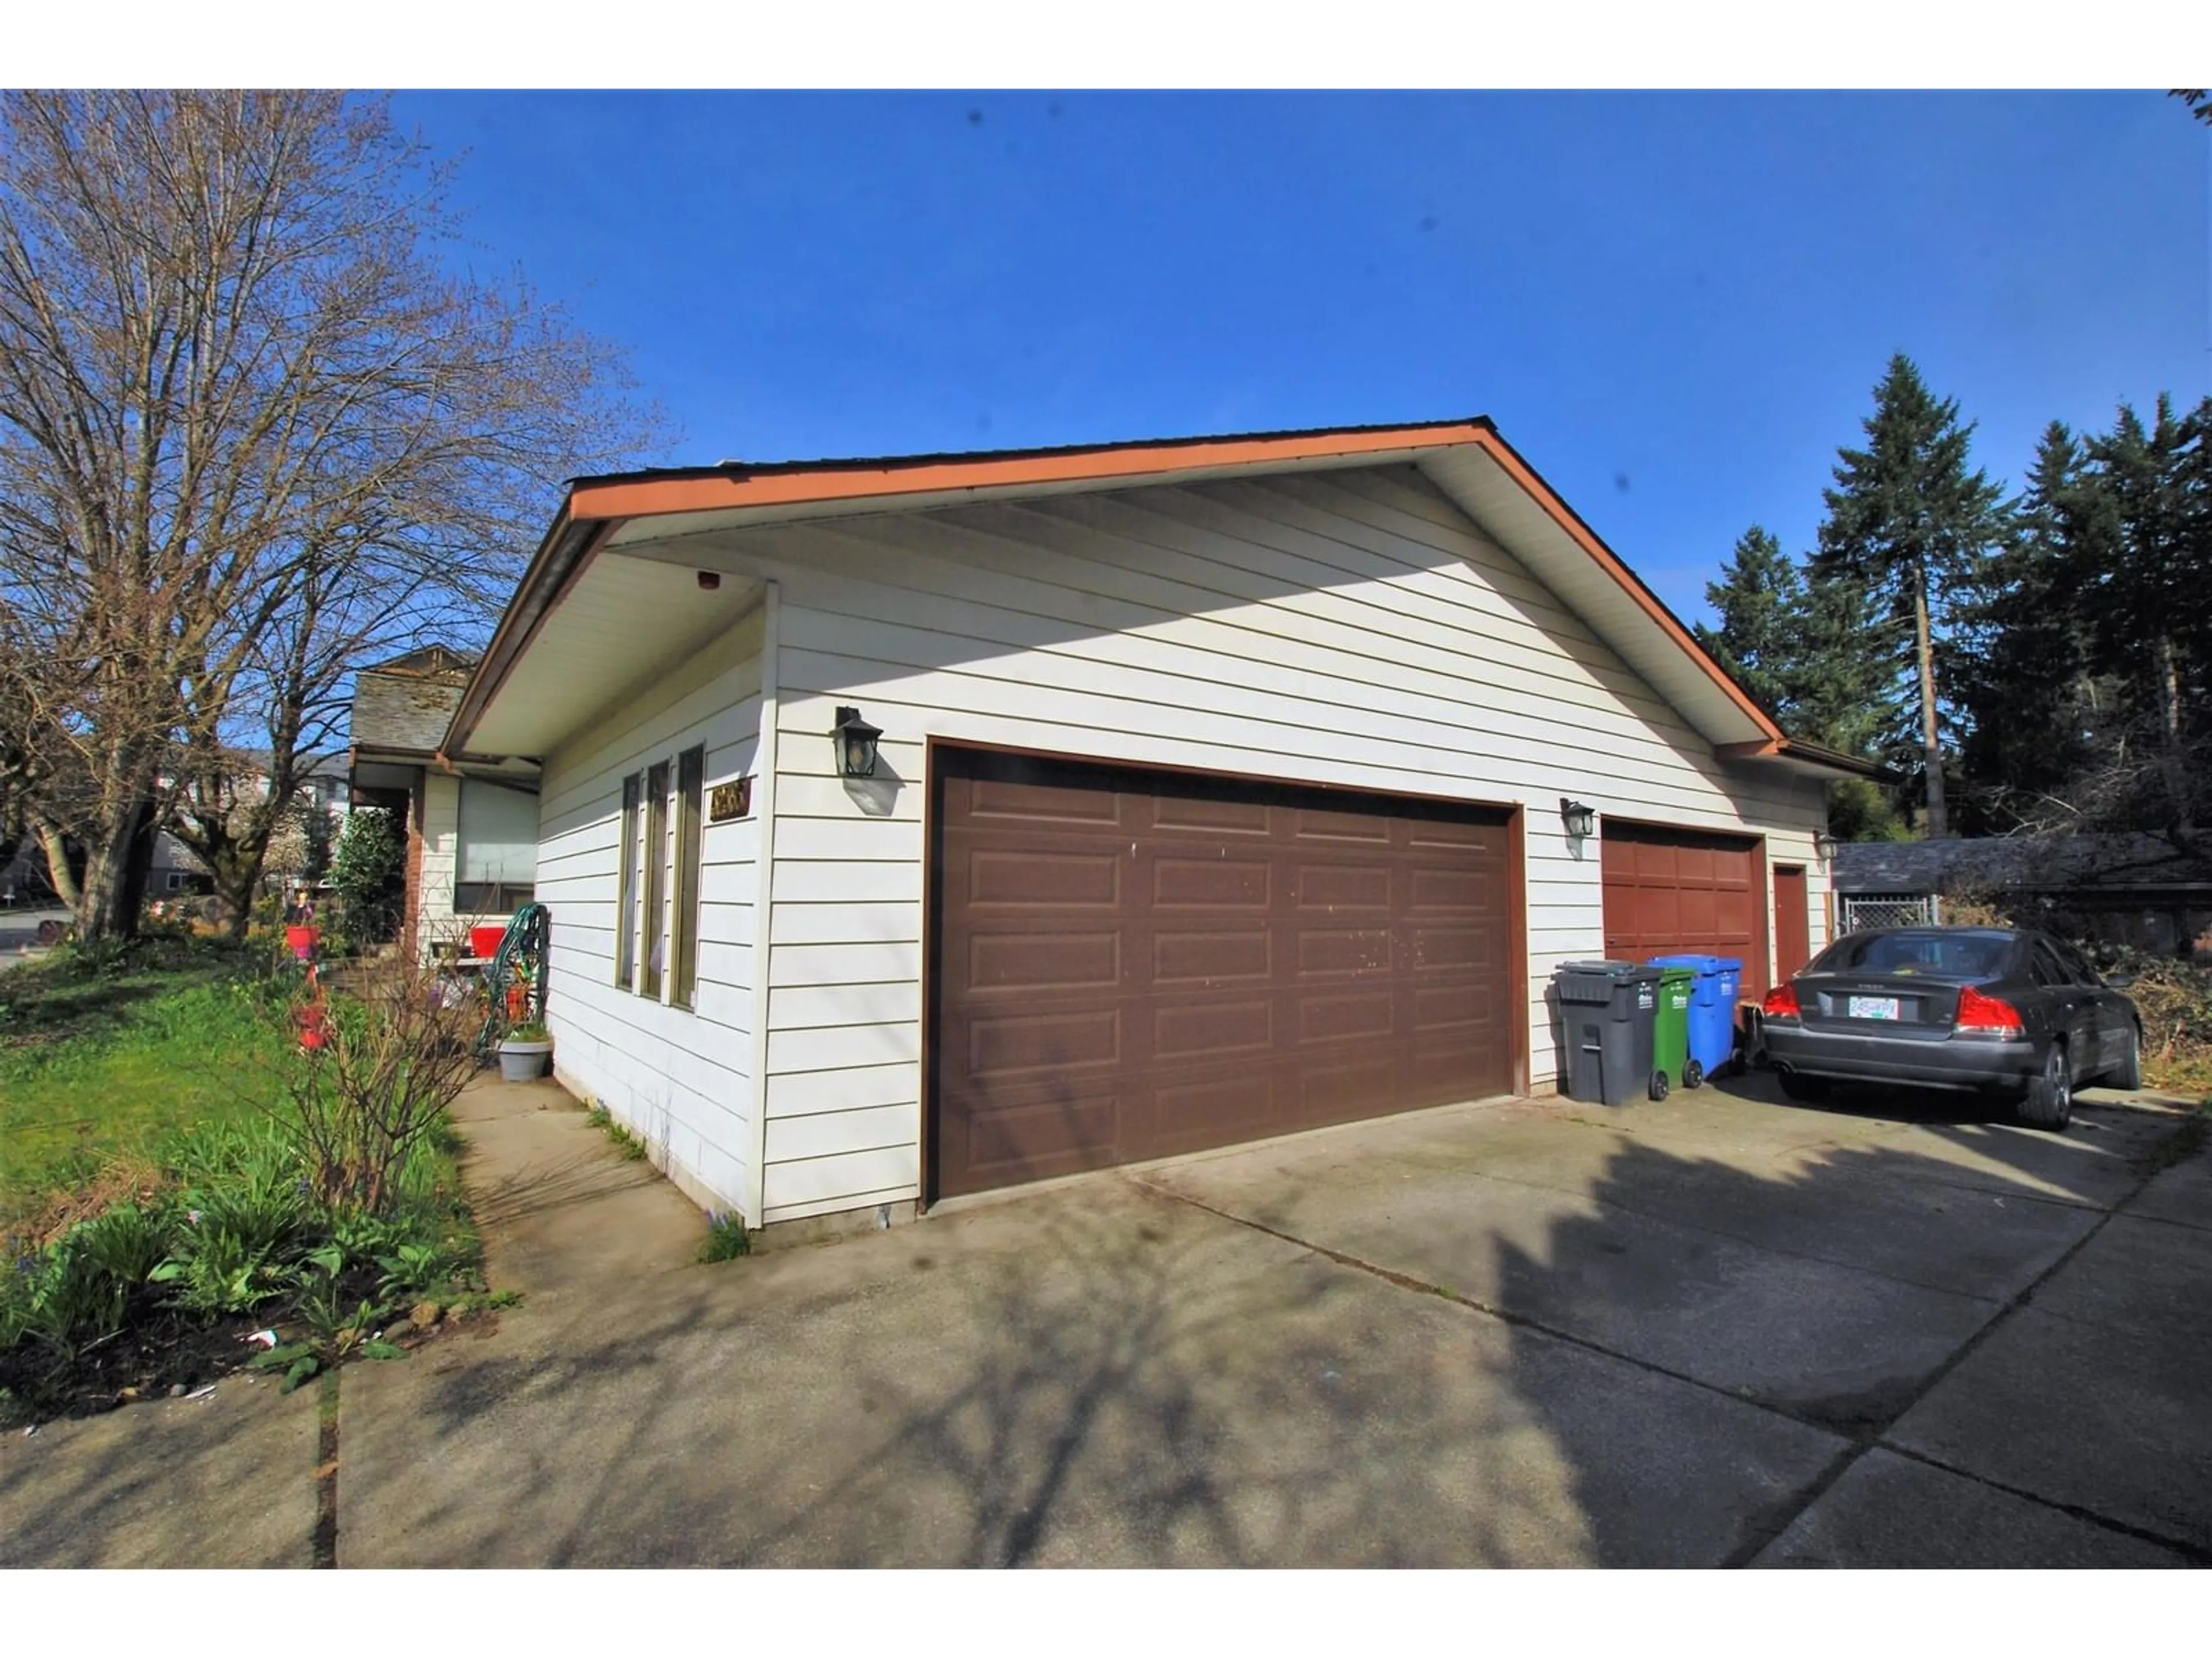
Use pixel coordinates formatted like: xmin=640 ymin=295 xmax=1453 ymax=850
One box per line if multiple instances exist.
xmin=1848 ymin=995 xmax=1901 ymax=1021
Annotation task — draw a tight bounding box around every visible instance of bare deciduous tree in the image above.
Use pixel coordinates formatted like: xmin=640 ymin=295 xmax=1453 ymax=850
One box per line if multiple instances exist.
xmin=0 ymin=90 xmax=667 ymax=940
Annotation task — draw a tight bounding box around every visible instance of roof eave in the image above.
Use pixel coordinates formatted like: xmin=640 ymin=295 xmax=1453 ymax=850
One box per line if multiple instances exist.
xmin=443 ymin=505 xmax=610 ymax=756
xmin=1715 ymin=737 xmax=1897 ymax=782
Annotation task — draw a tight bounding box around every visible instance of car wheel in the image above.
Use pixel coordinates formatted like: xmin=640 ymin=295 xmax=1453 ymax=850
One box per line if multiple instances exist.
xmin=2102 ymin=1022 xmax=2143 ymax=1092
xmin=1649 ymin=1070 xmax=1671 ymax=1101
xmin=2017 ymin=1042 xmax=2073 ymax=1131
xmin=1683 ymin=1058 xmax=1705 ymax=1089
xmin=1777 ymin=1071 xmax=1830 ymax=1103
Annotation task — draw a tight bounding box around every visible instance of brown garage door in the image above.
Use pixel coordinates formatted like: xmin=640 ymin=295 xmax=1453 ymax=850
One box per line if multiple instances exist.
xmin=932 ymin=749 xmax=1517 ymax=1198
xmin=1600 ymin=820 xmax=1766 ymax=996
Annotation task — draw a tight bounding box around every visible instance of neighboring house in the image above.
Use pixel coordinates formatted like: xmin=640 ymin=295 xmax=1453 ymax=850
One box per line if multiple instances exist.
xmin=154 ymin=749 xmax=351 ymax=899
xmin=1834 ymin=835 xmax=2212 ymax=960
xmin=432 ymin=416 xmax=1876 ymax=1237
xmin=1 ymin=834 xmax=56 ymax=906
xmin=149 ymin=828 xmax=213 ymax=897
xmin=347 ymin=646 xmax=539 ymax=955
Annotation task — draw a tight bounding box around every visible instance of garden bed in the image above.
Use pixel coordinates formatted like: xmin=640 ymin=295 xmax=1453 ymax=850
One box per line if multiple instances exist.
xmin=1 ymin=938 xmax=508 ymax=1427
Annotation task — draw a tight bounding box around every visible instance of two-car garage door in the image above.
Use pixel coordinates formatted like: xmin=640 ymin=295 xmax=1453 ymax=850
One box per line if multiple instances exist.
xmin=931 ymin=749 xmax=1518 ymax=1199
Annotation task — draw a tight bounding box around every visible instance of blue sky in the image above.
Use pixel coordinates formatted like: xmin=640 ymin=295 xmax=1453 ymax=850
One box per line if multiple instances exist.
xmin=393 ymin=90 xmax=2208 ymax=624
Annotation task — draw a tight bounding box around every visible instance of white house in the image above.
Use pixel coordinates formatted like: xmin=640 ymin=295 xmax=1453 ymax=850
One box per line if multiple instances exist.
xmin=433 ymin=418 xmax=1875 ymax=1239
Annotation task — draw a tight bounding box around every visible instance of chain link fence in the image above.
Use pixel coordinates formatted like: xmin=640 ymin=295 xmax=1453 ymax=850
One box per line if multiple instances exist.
xmin=1838 ymin=893 xmax=1941 ymax=932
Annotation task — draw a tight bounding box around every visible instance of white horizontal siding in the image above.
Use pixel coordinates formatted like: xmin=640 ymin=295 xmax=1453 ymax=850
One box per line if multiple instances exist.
xmin=536 ymin=605 xmax=768 ymax=1221
xmin=763 ymin=1101 xmax=918 ymax=1165
xmin=760 ymin=1145 xmax=921 ymax=1215
xmin=643 ymin=463 xmax=1829 ymax=1226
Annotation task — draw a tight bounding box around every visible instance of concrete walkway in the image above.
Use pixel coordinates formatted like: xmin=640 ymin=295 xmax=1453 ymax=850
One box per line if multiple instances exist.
xmin=4 ymin=1071 xmax=2209 ymax=1566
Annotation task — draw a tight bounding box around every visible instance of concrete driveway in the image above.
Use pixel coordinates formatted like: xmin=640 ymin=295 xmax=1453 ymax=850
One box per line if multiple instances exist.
xmin=5 ymin=1071 xmax=2209 ymax=1567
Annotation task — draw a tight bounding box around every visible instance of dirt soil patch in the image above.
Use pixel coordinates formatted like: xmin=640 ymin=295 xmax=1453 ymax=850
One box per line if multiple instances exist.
xmin=1 ymin=1297 xmax=498 ymax=1425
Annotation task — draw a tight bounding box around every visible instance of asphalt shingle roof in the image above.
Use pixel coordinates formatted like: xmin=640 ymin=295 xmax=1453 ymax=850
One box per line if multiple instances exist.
xmin=350 ymin=664 xmax=471 ymax=755
xmin=1834 ymin=834 xmax=2211 ymax=896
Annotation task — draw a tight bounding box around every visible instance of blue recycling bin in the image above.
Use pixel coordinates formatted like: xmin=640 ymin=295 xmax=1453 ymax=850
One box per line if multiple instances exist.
xmin=1647 ymin=954 xmax=1741 ymax=1085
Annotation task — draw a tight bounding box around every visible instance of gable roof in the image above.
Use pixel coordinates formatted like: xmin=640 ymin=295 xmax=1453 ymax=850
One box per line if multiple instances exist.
xmin=442 ymin=417 xmax=1882 ymax=779
xmin=362 ymin=643 xmax=475 ymax=677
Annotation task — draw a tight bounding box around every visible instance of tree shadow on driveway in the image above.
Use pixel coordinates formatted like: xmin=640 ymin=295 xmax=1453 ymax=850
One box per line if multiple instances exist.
xmin=329 ymin=1077 xmax=2212 ymax=1568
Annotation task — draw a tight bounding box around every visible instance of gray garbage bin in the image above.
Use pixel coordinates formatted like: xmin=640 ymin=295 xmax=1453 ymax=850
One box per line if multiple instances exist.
xmin=1553 ymin=960 xmax=1662 ymax=1108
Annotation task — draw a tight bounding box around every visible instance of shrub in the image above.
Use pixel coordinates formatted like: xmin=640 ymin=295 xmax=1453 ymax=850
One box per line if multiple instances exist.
xmin=2108 ymin=949 xmax=2212 ymax=1083
xmin=329 ymin=808 xmax=406 ymax=946
xmin=271 ymin=955 xmax=481 ymax=1214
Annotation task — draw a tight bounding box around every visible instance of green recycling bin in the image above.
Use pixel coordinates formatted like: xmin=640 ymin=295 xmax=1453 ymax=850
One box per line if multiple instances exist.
xmin=1649 ymin=965 xmax=1695 ymax=1099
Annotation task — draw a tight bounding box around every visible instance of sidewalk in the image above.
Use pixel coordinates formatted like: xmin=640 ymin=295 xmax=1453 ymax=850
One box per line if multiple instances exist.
xmin=0 ymin=1074 xmax=704 ymax=1568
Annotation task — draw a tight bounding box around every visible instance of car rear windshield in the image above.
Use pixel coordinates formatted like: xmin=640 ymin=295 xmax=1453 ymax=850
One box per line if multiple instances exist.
xmin=1812 ymin=932 xmax=2014 ymax=979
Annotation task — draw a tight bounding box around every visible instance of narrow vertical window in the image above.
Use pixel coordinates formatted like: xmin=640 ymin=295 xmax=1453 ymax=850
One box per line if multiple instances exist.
xmin=616 ymin=774 xmax=640 ymax=989
xmin=672 ymin=746 xmax=704 ymax=1009
xmin=642 ymin=759 xmax=669 ymax=1001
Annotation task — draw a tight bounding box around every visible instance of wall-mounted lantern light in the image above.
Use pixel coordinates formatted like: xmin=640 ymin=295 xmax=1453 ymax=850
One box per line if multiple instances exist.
xmin=1559 ymin=798 xmax=1597 ymax=840
xmin=832 ymin=706 xmax=882 ymax=779
xmin=1813 ymin=828 xmax=1839 ymax=862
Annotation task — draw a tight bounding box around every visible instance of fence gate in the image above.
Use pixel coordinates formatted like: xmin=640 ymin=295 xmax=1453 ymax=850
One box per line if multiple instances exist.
xmin=1839 ymin=893 xmax=1941 ymax=931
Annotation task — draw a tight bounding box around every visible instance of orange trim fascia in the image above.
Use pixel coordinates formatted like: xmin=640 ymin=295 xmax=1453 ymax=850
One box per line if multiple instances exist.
xmin=1466 ymin=431 xmax=1786 ymax=744
xmin=566 ymin=423 xmax=1493 ymax=524
xmin=1715 ymin=740 xmax=1781 ymax=761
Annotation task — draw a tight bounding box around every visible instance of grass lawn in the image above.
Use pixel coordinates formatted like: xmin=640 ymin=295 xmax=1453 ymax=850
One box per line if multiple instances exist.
xmin=0 ymin=940 xmax=291 ymax=1237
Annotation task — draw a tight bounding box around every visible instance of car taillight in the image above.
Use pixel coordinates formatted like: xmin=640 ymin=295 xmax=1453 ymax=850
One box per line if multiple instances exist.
xmin=1762 ymin=983 xmax=1801 ymax=1019
xmin=1955 ymin=985 xmax=2024 ymax=1036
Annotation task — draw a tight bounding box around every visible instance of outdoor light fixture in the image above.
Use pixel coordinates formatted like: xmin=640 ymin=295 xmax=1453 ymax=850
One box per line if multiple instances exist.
xmin=832 ymin=706 xmax=882 ymax=779
xmin=1813 ymin=829 xmax=1839 ymax=862
xmin=1559 ymin=798 xmax=1596 ymax=839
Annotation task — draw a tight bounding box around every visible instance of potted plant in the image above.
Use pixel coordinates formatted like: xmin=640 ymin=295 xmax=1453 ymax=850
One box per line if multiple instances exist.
xmin=497 ymin=1020 xmax=553 ymax=1083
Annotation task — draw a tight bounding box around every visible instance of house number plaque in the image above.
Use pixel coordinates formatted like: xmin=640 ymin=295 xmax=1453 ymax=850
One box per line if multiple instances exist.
xmin=709 ymin=777 xmax=753 ymax=822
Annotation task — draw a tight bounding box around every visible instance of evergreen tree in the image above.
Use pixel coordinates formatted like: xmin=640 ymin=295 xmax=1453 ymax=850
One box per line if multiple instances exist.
xmin=1953 ymin=422 xmax=2105 ymax=831
xmin=1692 ymin=527 xmax=1802 ymax=718
xmin=1694 ymin=523 xmax=1906 ymax=840
xmin=2078 ymin=396 xmax=2212 ymax=838
xmin=331 ymin=806 xmax=406 ymax=945
xmin=1789 ymin=570 xmax=1893 ymax=759
xmin=1812 ymin=354 xmax=2009 ymax=837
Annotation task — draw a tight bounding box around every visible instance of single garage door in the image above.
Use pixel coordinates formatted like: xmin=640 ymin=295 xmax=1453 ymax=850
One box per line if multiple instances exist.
xmin=932 ymin=749 xmax=1517 ymax=1198
xmin=1600 ymin=820 xmax=1766 ymax=996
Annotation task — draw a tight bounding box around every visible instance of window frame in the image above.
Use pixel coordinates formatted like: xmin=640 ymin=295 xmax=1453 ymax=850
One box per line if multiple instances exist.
xmin=2052 ymin=938 xmax=2104 ymax=988
xmin=452 ymin=777 xmax=540 ymax=914
xmin=671 ymin=746 xmax=704 ymax=1010
xmin=454 ymin=878 xmax=535 ymax=914
xmin=616 ymin=772 xmax=642 ymax=990
xmin=2028 ymin=941 xmax=2073 ymax=991
xmin=641 ymin=759 xmax=669 ymax=1001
